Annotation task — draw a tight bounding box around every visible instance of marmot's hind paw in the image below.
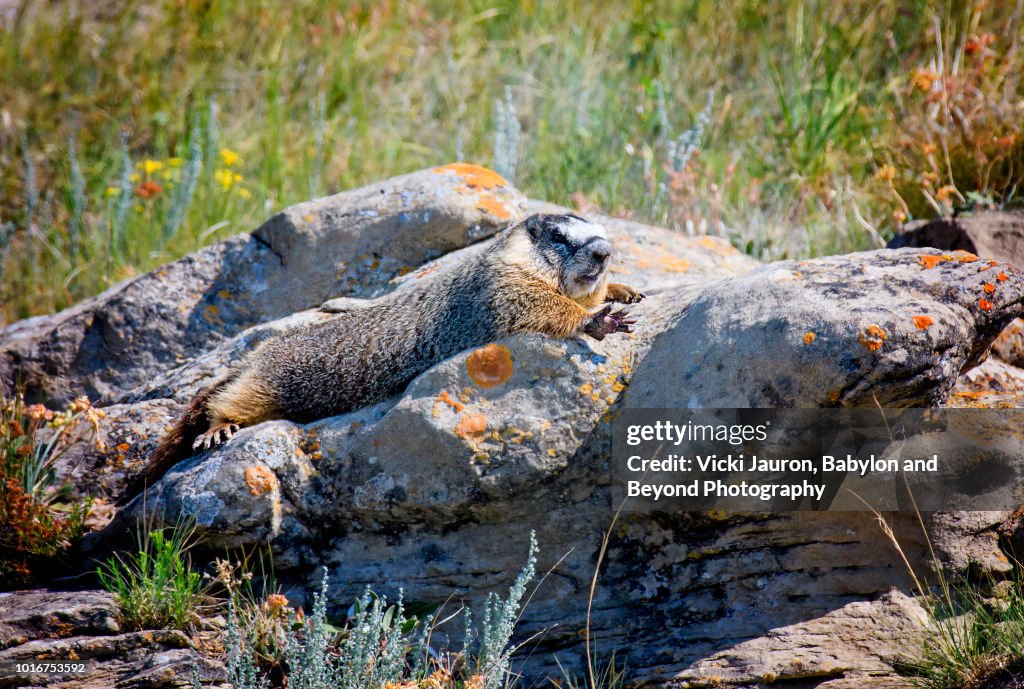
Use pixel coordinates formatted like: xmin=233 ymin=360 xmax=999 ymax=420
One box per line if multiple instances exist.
xmin=584 ymin=306 xmax=637 ymax=341
xmin=193 ymin=423 xmax=241 ymax=451
xmin=605 ymin=283 xmax=646 ymax=304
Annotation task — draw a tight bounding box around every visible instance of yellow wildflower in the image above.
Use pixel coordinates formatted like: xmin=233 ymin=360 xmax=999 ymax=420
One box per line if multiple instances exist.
xmin=219 ymin=148 xmax=242 ymax=167
xmin=237 ymin=187 xmax=252 ymax=200
xmin=167 ymin=157 xmax=183 ymax=168
xmin=138 ymin=159 xmax=164 ymax=175
xmin=104 ymin=186 xmax=120 ymax=197
xmin=214 ymin=169 xmax=243 ymax=190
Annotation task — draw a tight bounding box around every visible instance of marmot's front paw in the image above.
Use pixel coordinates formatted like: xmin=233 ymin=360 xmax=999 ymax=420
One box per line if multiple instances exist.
xmin=193 ymin=422 xmax=240 ymax=451
xmin=583 ymin=305 xmax=637 ymax=341
xmin=605 ymin=283 xmax=646 ymax=304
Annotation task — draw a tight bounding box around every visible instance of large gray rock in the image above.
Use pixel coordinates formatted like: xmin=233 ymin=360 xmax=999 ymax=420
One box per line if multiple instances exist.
xmin=626 ymin=248 xmax=1024 ymax=408
xmin=9 ymin=174 xmax=1024 ymax=688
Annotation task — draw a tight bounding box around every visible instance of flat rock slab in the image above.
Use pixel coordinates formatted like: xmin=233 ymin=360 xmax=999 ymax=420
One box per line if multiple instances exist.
xmin=0 ymin=589 xmax=224 ymax=689
xmin=626 ymin=248 xmax=1024 ymax=408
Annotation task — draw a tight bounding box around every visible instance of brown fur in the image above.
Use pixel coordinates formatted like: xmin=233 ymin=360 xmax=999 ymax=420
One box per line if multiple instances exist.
xmin=120 ymin=214 xmax=641 ymax=505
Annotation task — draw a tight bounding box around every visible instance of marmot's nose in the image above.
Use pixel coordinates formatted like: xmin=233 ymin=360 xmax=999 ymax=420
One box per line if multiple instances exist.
xmin=588 ymin=239 xmax=611 ymax=265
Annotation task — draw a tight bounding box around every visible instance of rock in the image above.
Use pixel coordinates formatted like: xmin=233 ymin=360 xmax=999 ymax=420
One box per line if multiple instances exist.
xmin=626 ymin=248 xmax=1024 ymax=408
xmin=888 ymin=211 xmax=1024 ymax=267
xmin=889 ymin=212 xmax=1024 ymax=372
xmin=0 ymin=590 xmax=118 ymax=650
xmin=0 ymin=590 xmax=224 ymax=688
xmin=993 ymin=318 xmax=1024 ymax=367
xmin=949 ymin=356 xmax=1024 ymax=408
xmin=9 ymin=175 xmax=1024 ymax=688
xmin=0 ymin=165 xmax=527 ymax=407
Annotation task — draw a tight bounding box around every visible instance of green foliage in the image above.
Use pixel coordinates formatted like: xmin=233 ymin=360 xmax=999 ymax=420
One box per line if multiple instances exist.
xmin=904 ymin=570 xmax=1024 ymax=689
xmin=223 ymin=533 xmax=542 ymax=689
xmin=97 ymin=527 xmax=204 ymax=632
xmin=7 ymin=1 xmax=1024 ymax=321
xmin=0 ymin=391 xmax=96 ymax=587
xmin=467 ymin=531 xmax=538 ymax=689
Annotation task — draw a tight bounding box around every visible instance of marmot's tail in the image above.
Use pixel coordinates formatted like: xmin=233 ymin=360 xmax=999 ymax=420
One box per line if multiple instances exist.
xmin=115 ymin=384 xmax=219 ymax=506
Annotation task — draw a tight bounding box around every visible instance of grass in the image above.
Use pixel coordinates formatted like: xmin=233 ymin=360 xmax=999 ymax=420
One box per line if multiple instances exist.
xmin=874 ymin=501 xmax=1024 ymax=689
xmin=97 ymin=524 xmax=205 ymax=632
xmin=2 ymin=1 xmax=1024 ymax=322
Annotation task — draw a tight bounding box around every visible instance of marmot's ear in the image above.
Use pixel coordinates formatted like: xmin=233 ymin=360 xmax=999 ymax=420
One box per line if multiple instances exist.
xmin=524 ymin=214 xmax=546 ymax=240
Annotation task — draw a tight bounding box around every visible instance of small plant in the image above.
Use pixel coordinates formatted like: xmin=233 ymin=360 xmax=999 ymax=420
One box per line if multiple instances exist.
xmin=222 ymin=533 xmax=540 ymax=689
xmin=0 ymin=391 xmax=98 ymax=587
xmin=465 ymin=531 xmax=538 ymax=689
xmin=97 ymin=525 xmax=204 ymax=632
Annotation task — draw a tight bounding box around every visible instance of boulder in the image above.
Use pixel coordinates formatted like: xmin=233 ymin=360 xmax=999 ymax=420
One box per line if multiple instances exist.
xmin=6 ymin=173 xmax=1024 ymax=688
xmin=888 ymin=211 xmax=1024 ymax=267
xmin=626 ymin=249 xmax=1024 ymax=408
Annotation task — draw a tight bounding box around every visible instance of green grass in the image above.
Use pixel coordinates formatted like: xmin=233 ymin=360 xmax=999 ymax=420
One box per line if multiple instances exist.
xmin=1 ymin=0 xmax=1023 ymax=322
xmin=97 ymin=526 xmax=204 ymax=632
xmin=904 ymin=570 xmax=1024 ymax=689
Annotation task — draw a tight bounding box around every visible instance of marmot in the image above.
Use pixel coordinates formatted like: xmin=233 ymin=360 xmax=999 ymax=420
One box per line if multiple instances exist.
xmin=120 ymin=213 xmax=643 ymax=503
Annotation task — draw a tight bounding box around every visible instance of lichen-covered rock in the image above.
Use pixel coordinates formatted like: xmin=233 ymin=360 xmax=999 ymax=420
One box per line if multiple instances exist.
xmin=889 ymin=211 xmax=1024 ymax=267
xmin=626 ymin=249 xmax=1024 ymax=408
xmin=9 ymin=177 xmax=1024 ymax=689
xmin=0 ymin=165 xmax=527 ymax=407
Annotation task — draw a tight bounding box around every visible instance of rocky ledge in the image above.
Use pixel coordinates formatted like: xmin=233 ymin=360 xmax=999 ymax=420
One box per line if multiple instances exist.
xmin=4 ymin=166 xmax=1024 ymax=688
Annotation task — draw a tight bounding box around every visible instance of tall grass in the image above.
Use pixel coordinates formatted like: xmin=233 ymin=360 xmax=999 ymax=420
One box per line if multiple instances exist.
xmin=2 ymin=1 xmax=1023 ymax=321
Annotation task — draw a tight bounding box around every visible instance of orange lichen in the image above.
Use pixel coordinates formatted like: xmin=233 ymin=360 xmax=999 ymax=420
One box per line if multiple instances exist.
xmin=654 ymin=255 xmax=691 ymax=272
xmin=244 ymin=465 xmax=276 ymax=496
xmin=436 ymin=390 xmax=464 ymax=413
xmin=696 ymin=236 xmax=740 ymax=256
xmin=466 ymin=344 xmax=514 ymax=388
xmin=415 ymin=265 xmax=439 ymax=279
xmin=433 ymin=163 xmax=510 ymax=191
xmin=476 ymin=194 xmax=513 ymax=219
xmin=918 ymin=255 xmax=947 ymax=269
xmin=802 ymin=332 xmax=816 ymax=345
xmin=998 ymin=272 xmax=1010 ymax=282
xmin=955 ymin=251 xmax=980 ymax=263
xmin=913 ymin=315 xmax=934 ymax=330
xmin=454 ymin=414 xmax=487 ymax=439
xmin=979 ymin=298 xmax=994 ymax=311
xmin=859 ymin=324 xmax=887 ymax=352
xmin=983 ymin=283 xmax=996 ymax=294
xmin=828 ymin=390 xmax=841 ymax=402
xmin=953 ymin=390 xmax=993 ymax=400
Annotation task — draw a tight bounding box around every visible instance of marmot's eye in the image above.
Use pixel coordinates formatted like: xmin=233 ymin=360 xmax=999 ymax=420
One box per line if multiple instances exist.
xmin=550 ymin=231 xmax=571 ymax=247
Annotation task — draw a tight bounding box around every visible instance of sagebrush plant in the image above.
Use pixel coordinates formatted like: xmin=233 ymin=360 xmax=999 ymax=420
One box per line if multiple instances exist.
xmin=97 ymin=524 xmax=205 ymax=632
xmin=0 ymin=390 xmax=98 ymax=586
xmin=6 ymin=2 xmax=1024 ymax=321
xmin=223 ymin=533 xmax=540 ymax=689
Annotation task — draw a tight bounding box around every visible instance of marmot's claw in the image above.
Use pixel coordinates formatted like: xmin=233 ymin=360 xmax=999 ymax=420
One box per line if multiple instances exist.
xmin=585 ymin=306 xmax=637 ymax=340
xmin=193 ymin=423 xmax=241 ymax=451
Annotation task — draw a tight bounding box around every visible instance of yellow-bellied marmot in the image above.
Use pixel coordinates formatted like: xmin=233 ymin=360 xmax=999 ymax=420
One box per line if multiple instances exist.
xmin=121 ymin=213 xmax=643 ymax=503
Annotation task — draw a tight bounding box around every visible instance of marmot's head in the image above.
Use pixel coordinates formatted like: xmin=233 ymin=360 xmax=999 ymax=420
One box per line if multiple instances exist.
xmin=513 ymin=213 xmax=612 ymax=299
